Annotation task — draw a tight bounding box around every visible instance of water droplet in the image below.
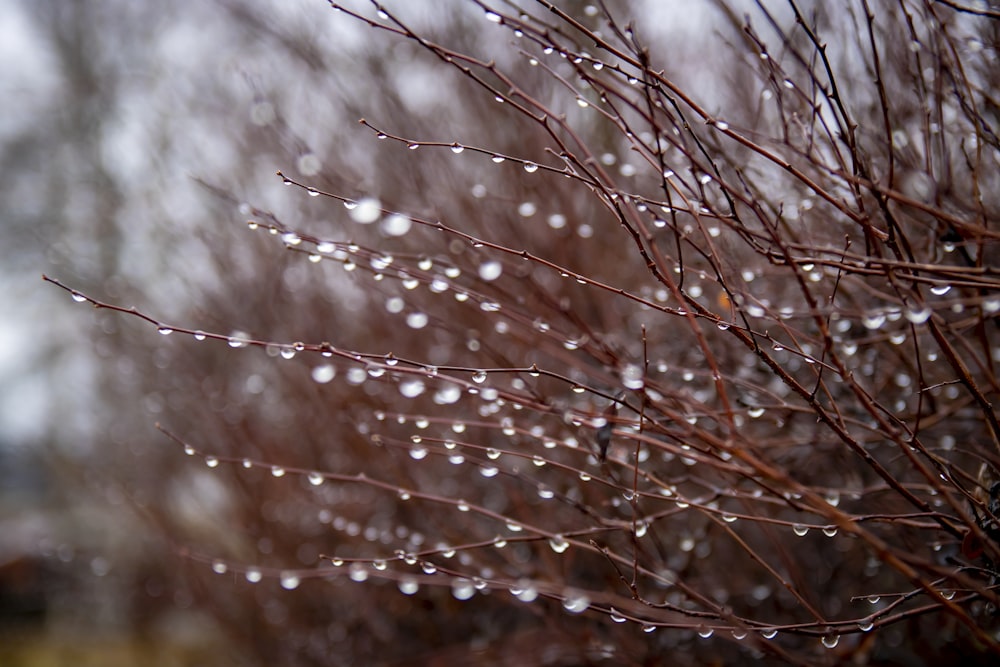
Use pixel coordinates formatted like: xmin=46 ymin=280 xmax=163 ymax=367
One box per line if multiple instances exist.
xmin=610 ymin=608 xmax=627 ymax=623
xmin=280 ymin=572 xmax=301 ymax=590
xmin=183 ymin=445 xmax=196 ymax=456
xmin=205 ymin=456 xmax=219 ymax=468
xmin=472 ymin=370 xmax=488 ymax=383
xmin=349 ymin=563 xmax=368 ymax=582
xmin=381 ymin=213 xmax=412 ymax=237
xmin=515 ymin=584 xmax=538 ymax=602
xmin=452 ymin=579 xmax=476 ymax=600
xmin=621 ymin=363 xmax=644 ymax=390
xmin=484 ymin=10 xmax=502 ymax=22
xmin=867 ymin=595 xmax=880 ymax=604
xmin=983 ymin=298 xmax=1000 ymax=313
xmin=905 ymin=307 xmax=932 ymax=324
xmin=930 ymin=284 xmax=952 ymax=296
xmin=523 ymin=162 xmax=539 ymax=173
xmin=748 ymin=407 xmax=765 ymax=419
xmin=308 ymin=472 xmax=324 ymax=486
xmin=562 ymin=591 xmax=589 ymax=613
xmin=397 ymin=577 xmax=419 ymax=595
xmin=821 ymin=634 xmax=840 ymax=649
xmin=697 ymin=627 xmax=714 ymax=639
xmin=531 ymin=455 xmax=546 ymax=467
xmin=861 ymin=312 xmax=886 ymax=330
xmin=245 ymin=568 xmax=263 ymax=583
xmin=433 ymin=384 xmax=461 ymax=405
xmin=409 ymin=446 xmax=428 ymax=460
xmin=227 ymin=331 xmax=249 ymax=348
xmin=350 ymin=197 xmax=381 ymax=224
xmin=450 ymin=143 xmax=464 ymax=154
xmin=311 ymin=364 xmax=335 ymax=384
xmin=478 ymin=261 xmax=502 ymax=281
xmin=271 ymin=466 xmax=285 ymax=477
xmin=211 ymin=560 xmax=227 ymax=574
xmin=399 ymin=380 xmax=425 ymax=398
xmin=405 ymin=312 xmax=429 ymax=329
xmin=157 ymin=326 xmax=173 ymax=336
xmin=822 ymin=526 xmax=838 ymax=537
xmin=858 ymin=620 xmax=874 ymax=632
xmin=761 ymin=629 xmax=778 ymax=639
xmin=792 ymin=524 xmax=809 ymax=537
xmin=549 ymin=535 xmax=570 ymax=553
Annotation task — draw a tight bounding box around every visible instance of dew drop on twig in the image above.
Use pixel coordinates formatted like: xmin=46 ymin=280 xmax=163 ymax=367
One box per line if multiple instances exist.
xmin=549 ymin=535 xmax=569 ymax=553
xmin=280 ymin=572 xmax=301 ymax=590
xmin=562 ymin=591 xmax=590 ymax=613
xmin=452 ymin=579 xmax=475 ymax=600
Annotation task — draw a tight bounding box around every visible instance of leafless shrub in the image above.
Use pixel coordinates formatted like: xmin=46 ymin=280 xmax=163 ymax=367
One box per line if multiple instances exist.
xmin=47 ymin=1 xmax=1000 ymax=664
